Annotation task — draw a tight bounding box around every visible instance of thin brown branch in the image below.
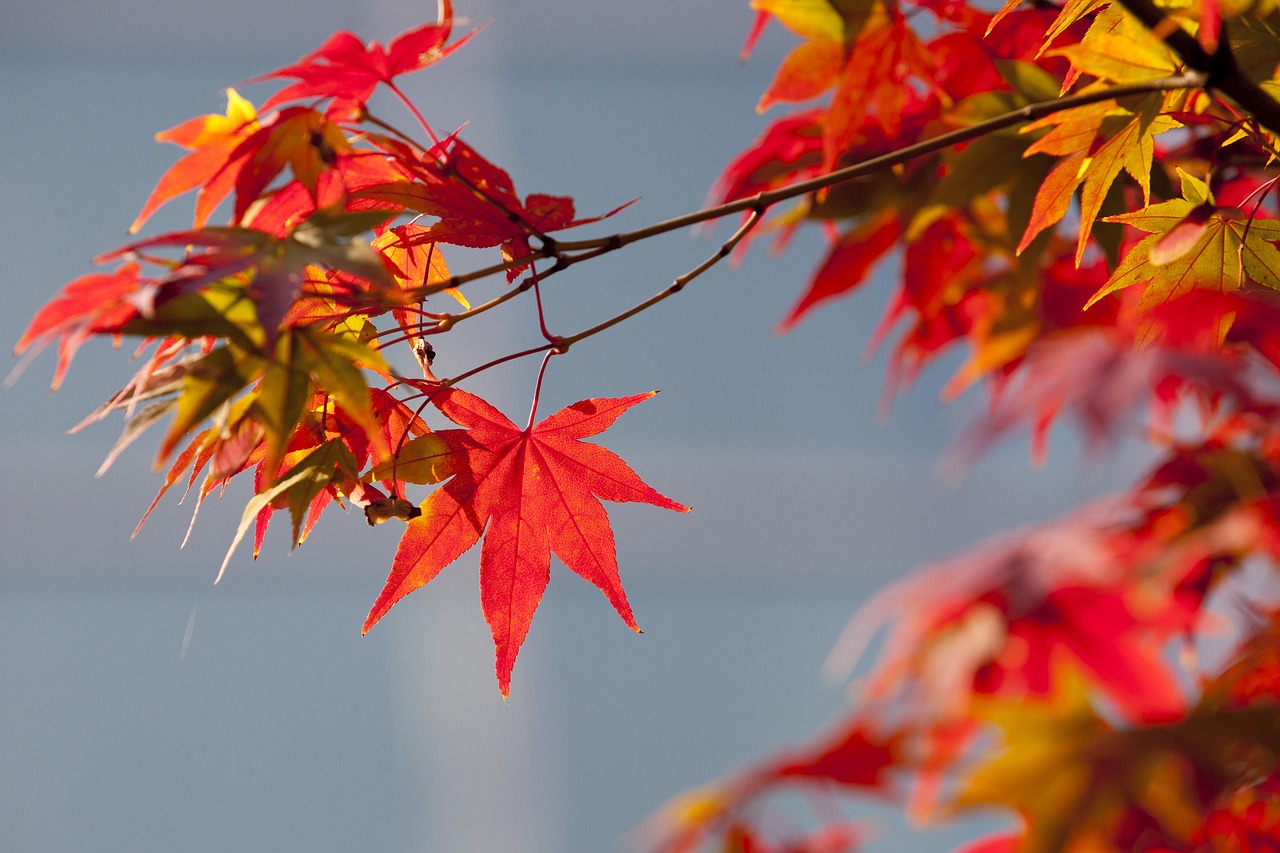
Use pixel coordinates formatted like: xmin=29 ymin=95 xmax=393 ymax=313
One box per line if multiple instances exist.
xmin=425 ymin=211 xmax=762 ymax=386
xmin=557 ymin=207 xmax=765 ymax=350
xmin=435 ymin=280 xmax=530 ymax=329
xmin=442 ymin=343 xmax=556 ymax=387
xmin=554 ymin=72 xmax=1207 ymax=253
xmin=390 ymin=72 xmax=1206 ymax=314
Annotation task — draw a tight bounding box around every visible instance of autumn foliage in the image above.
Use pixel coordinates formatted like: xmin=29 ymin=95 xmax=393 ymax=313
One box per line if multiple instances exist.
xmin=15 ymin=0 xmax=1280 ymax=849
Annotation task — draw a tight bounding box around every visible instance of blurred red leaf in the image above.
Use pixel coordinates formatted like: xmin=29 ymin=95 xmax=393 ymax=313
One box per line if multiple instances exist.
xmin=779 ymin=213 xmax=900 ymax=332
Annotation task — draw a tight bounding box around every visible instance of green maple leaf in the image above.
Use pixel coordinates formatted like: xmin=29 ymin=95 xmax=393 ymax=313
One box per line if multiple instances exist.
xmin=1086 ymin=169 xmax=1280 ymax=311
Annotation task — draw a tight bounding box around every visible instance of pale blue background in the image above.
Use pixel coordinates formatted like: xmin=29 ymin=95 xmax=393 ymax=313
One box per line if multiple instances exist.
xmin=0 ymin=2 xmax=1146 ymax=851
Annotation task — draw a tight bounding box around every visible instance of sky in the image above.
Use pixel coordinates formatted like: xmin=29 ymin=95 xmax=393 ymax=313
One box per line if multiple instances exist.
xmin=0 ymin=2 xmax=1155 ymax=852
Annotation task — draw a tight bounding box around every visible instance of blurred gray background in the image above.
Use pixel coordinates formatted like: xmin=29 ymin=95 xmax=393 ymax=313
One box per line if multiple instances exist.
xmin=0 ymin=1 xmax=1148 ymax=851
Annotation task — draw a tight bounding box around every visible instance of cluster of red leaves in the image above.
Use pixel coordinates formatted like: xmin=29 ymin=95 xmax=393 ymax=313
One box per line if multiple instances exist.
xmin=647 ymin=0 xmax=1280 ymax=851
xmin=652 ymin=388 xmax=1280 ymax=852
xmin=13 ymin=1 xmax=676 ymax=695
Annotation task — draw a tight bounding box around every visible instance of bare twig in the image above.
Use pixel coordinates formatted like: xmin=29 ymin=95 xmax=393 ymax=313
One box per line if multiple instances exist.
xmin=557 ymin=206 xmax=764 ymax=350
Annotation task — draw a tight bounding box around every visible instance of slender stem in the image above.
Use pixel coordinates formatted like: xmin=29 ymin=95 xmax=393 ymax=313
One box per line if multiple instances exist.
xmin=388 ymin=83 xmax=440 ymax=146
xmin=438 ymin=281 xmax=530 ymax=328
xmin=558 ymin=207 xmax=764 ymax=350
xmin=361 ymin=113 xmax=435 ymax=154
xmin=443 ymin=344 xmax=556 ymax=388
xmin=525 ymin=350 xmax=556 ymax=430
xmin=529 ymin=264 xmax=556 ymax=343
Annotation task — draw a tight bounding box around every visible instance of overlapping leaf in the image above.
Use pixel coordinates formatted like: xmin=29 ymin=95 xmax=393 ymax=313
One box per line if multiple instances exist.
xmin=359 ymin=139 xmax=624 ymax=281
xmin=130 ymin=88 xmax=260 ymax=232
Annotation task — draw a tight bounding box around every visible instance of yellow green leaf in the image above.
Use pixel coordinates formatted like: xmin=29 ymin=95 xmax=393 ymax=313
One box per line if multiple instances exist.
xmin=294 ymin=326 xmax=390 ymax=458
xmin=1051 ymin=32 xmax=1177 ymax=84
xmin=368 ymin=433 xmax=457 ymax=484
xmin=253 ymin=331 xmax=314 ymax=478
xmin=157 ymin=344 xmax=264 ymax=466
xmin=1074 ymin=100 xmax=1180 ymax=263
xmin=1088 ymin=187 xmax=1280 ymax=309
xmin=217 ymin=438 xmax=358 ymax=582
xmin=751 ymin=0 xmax=845 ymax=41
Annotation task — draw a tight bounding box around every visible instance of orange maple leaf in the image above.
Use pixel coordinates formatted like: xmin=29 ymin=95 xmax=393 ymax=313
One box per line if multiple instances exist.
xmin=129 ymin=88 xmax=261 ymax=233
xmin=824 ymin=17 xmax=936 ymax=171
xmin=363 ymin=387 xmax=689 ymax=695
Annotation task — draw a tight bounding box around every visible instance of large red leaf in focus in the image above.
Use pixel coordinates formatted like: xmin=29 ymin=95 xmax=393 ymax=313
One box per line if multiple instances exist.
xmin=363 ymin=387 xmax=688 ymax=696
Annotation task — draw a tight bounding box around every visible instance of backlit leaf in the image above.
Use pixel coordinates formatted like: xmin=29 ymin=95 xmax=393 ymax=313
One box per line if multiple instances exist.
xmin=363 ymin=388 xmax=688 ymax=696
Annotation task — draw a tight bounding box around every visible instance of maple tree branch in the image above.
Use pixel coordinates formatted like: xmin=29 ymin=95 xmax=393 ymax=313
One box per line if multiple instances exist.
xmin=390 ymin=75 xmax=1209 ymax=380
xmin=556 ymin=206 xmax=764 ymax=351
xmin=552 ymin=72 xmax=1208 ymax=253
xmin=191 ymin=72 xmax=1212 ymax=420
xmin=393 ymin=74 xmax=1206 ymax=308
xmin=1112 ymin=0 xmax=1280 ymax=136
xmin=442 ymin=343 xmax=555 ymax=387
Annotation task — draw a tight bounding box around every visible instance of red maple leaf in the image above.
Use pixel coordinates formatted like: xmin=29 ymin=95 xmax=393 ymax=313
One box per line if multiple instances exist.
xmin=761 ymin=717 xmax=902 ymax=791
xmin=12 ymin=261 xmax=154 ymax=389
xmin=778 ymin=212 xmax=901 ymax=333
xmin=824 ymin=18 xmax=937 ymax=170
xmin=362 ymin=387 xmax=689 ymax=696
xmin=826 ymin=503 xmax=1189 ymax=726
xmin=252 ymin=0 xmax=483 ymax=111
xmin=359 ymin=138 xmax=627 ymax=281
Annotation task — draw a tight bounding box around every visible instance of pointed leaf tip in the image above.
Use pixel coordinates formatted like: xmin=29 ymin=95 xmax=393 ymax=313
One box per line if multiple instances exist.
xmin=366 ymin=387 xmax=687 ymax=694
